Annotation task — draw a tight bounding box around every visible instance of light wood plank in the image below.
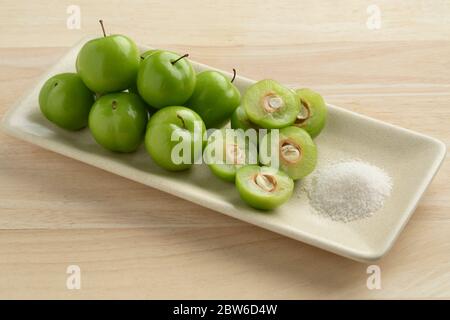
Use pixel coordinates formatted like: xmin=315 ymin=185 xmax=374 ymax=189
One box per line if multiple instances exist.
xmin=0 ymin=222 xmax=449 ymax=299
xmin=1 ymin=0 xmax=450 ymax=48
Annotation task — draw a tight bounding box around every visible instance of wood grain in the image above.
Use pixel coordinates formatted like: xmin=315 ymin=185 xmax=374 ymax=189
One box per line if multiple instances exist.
xmin=0 ymin=0 xmax=449 ymax=299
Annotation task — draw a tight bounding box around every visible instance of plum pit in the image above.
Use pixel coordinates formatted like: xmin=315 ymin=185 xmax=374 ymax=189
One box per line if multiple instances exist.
xmin=280 ymin=140 xmax=301 ymax=164
xmin=253 ymin=173 xmax=277 ymax=192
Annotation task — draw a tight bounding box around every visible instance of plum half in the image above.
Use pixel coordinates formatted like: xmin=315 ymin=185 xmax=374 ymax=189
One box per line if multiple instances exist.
xmin=235 ymin=165 xmax=294 ymax=210
xmin=204 ymin=129 xmax=258 ymax=182
xmin=259 ymin=126 xmax=317 ymax=180
xmin=293 ymin=88 xmax=327 ymax=138
xmin=243 ymin=79 xmax=300 ymax=129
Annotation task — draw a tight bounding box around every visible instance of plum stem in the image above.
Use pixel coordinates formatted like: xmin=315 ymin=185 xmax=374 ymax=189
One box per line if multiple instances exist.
xmin=231 ymin=68 xmax=237 ymax=83
xmin=112 ymin=100 xmax=117 ymax=110
xmin=171 ymin=54 xmax=189 ymax=65
xmin=99 ymin=20 xmax=106 ymax=37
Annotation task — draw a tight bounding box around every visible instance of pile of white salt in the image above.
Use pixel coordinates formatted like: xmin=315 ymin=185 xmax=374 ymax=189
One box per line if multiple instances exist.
xmin=306 ymin=160 xmax=393 ymax=222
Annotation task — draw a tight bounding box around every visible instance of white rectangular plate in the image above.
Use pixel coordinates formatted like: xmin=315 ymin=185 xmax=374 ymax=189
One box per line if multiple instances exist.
xmin=1 ymin=38 xmax=446 ymax=262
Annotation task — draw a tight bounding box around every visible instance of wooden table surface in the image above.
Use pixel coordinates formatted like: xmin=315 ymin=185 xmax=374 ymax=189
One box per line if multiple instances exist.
xmin=0 ymin=0 xmax=449 ymax=299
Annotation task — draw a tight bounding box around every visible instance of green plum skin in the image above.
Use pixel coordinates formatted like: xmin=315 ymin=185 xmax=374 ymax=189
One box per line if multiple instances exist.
xmin=76 ymin=35 xmax=140 ymax=94
xmin=39 ymin=73 xmax=94 ymax=130
xmin=126 ymin=49 xmax=161 ymax=114
xmin=145 ymin=106 xmax=205 ymax=171
xmin=128 ymin=83 xmax=158 ymax=114
xmin=141 ymin=49 xmax=159 ymax=59
xmin=137 ymin=51 xmax=196 ymax=109
xmin=243 ymin=79 xmax=300 ymax=129
xmin=209 ymin=163 xmax=236 ymax=182
xmin=230 ymin=105 xmax=259 ymax=131
xmin=205 ymin=130 xmax=235 ymax=181
xmin=235 ymin=165 xmax=294 ymax=210
xmin=187 ymin=71 xmax=241 ymax=128
xmin=260 ymin=126 xmax=317 ymax=180
xmin=88 ymin=92 xmax=148 ymax=152
xmin=294 ymin=88 xmax=328 ymax=138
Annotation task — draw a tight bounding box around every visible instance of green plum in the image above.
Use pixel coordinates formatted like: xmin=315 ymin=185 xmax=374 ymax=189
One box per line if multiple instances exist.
xmin=235 ymin=165 xmax=294 ymax=210
xmin=88 ymin=92 xmax=148 ymax=152
xmin=243 ymin=79 xmax=300 ymax=129
xmin=260 ymin=126 xmax=317 ymax=180
xmin=137 ymin=51 xmax=196 ymax=108
xmin=204 ymin=129 xmax=258 ymax=182
xmin=293 ymin=88 xmax=328 ymax=138
xmin=39 ymin=73 xmax=94 ymax=130
xmin=186 ymin=70 xmax=240 ymax=128
xmin=76 ymin=20 xmax=140 ymax=93
xmin=145 ymin=106 xmax=205 ymax=171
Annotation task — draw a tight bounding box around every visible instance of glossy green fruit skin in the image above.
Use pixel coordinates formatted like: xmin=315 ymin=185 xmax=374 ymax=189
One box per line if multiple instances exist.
xmin=209 ymin=162 xmax=236 ymax=182
xmin=128 ymin=83 xmax=158 ymax=114
xmin=260 ymin=126 xmax=317 ymax=180
xmin=205 ymin=129 xmax=258 ymax=182
xmin=145 ymin=106 xmax=205 ymax=171
xmin=39 ymin=73 xmax=94 ymax=130
xmin=243 ymin=79 xmax=300 ymax=129
xmin=127 ymin=49 xmax=161 ymax=114
xmin=141 ymin=49 xmax=159 ymax=59
xmin=235 ymin=165 xmax=294 ymax=210
xmin=294 ymin=88 xmax=327 ymax=138
xmin=88 ymin=92 xmax=148 ymax=152
xmin=230 ymin=105 xmax=259 ymax=131
xmin=187 ymin=71 xmax=240 ymax=128
xmin=76 ymin=35 xmax=140 ymax=94
xmin=137 ymin=51 xmax=196 ymax=108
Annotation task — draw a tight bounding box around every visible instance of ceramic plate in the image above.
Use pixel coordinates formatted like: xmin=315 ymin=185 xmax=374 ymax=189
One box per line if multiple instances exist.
xmin=1 ymin=38 xmax=446 ymax=262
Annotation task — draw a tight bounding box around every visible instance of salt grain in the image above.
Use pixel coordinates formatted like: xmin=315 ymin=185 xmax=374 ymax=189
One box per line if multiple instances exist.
xmin=306 ymin=160 xmax=393 ymax=222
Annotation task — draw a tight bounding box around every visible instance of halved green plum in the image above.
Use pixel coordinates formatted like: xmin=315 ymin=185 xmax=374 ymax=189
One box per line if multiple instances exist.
xmin=259 ymin=126 xmax=317 ymax=180
xmin=293 ymin=88 xmax=327 ymax=138
xmin=204 ymin=129 xmax=258 ymax=182
xmin=243 ymin=79 xmax=300 ymax=129
xmin=235 ymin=165 xmax=294 ymax=210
